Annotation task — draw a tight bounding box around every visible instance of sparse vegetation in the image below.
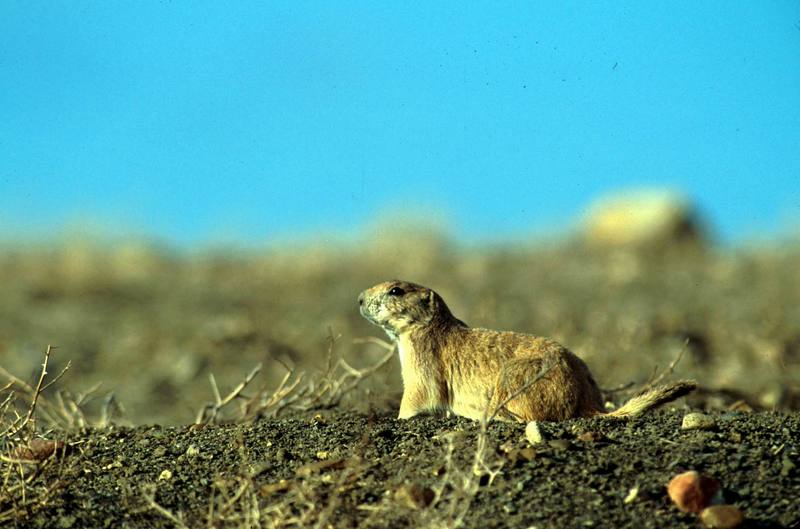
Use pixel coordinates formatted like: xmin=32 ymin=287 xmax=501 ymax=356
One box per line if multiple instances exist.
xmin=1 ymin=235 xmax=799 ymax=527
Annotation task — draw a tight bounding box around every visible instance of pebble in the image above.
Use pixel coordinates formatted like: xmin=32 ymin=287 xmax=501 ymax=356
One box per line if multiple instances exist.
xmin=577 ymin=431 xmax=603 ymax=443
xmin=525 ymin=421 xmax=545 ymax=444
xmin=667 ymin=470 xmax=720 ymax=513
xmin=506 ymin=446 xmax=538 ymax=465
xmin=623 ymin=485 xmax=639 ymax=504
xmin=394 ymin=483 xmax=435 ymax=509
xmin=700 ymin=505 xmax=744 ymax=529
xmin=681 ymin=412 xmax=716 ymax=431
xmin=14 ymin=439 xmax=66 ymax=461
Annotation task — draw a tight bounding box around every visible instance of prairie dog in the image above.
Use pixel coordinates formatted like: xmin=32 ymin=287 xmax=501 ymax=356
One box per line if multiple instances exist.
xmin=358 ymin=280 xmax=696 ymax=422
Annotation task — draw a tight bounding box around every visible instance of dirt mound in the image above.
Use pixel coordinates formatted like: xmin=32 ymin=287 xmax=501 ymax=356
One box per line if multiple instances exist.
xmin=6 ymin=409 xmax=799 ymax=528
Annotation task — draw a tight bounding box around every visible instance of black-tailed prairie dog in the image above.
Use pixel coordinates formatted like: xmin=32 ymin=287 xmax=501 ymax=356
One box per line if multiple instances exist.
xmin=358 ymin=280 xmax=696 ymax=422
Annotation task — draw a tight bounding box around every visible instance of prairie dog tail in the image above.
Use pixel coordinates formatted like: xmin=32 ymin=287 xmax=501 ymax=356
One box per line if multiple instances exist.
xmin=603 ymin=380 xmax=697 ymax=419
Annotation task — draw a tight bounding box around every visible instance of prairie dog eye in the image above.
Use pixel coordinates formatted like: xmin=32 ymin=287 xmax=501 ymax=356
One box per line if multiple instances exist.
xmin=388 ymin=287 xmax=405 ymax=296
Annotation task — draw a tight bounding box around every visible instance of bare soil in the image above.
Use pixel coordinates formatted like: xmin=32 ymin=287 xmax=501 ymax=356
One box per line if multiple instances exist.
xmin=2 ymin=238 xmax=800 ymax=527
xmin=7 ymin=409 xmax=800 ymax=529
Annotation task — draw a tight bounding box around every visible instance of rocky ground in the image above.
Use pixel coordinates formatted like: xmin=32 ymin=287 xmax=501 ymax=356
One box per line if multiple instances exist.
xmin=1 ymin=237 xmax=800 ymax=527
xmin=4 ymin=408 xmax=800 ymax=529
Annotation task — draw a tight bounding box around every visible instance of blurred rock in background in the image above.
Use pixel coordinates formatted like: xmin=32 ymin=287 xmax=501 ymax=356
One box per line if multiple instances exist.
xmin=582 ymin=189 xmax=706 ymax=248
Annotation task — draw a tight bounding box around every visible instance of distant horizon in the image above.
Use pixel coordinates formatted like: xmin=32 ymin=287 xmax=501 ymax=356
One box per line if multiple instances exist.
xmin=1 ymin=188 xmax=798 ymax=249
xmin=2 ymin=3 xmax=798 ymax=248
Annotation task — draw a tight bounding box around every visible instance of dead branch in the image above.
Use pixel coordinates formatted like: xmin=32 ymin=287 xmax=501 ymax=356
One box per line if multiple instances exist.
xmin=195 ymin=364 xmax=262 ymax=425
xmin=352 ymin=336 xmax=395 ymax=351
xmin=484 ymin=361 xmax=555 ymax=424
xmin=196 ymin=332 xmax=395 ymax=424
xmin=641 ymin=338 xmax=689 ymax=391
xmin=600 ymin=380 xmax=636 ymax=395
xmin=4 ymin=345 xmax=70 ymax=440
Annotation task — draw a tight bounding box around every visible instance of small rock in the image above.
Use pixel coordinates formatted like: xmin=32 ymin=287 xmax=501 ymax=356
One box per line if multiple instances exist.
xmin=14 ymin=439 xmax=66 ymax=461
xmin=548 ymin=440 xmax=572 ymax=451
xmin=431 ymin=464 xmax=446 ymax=477
xmin=185 ymin=444 xmax=200 ymax=457
xmin=623 ymin=485 xmax=639 ymax=504
xmin=681 ymin=412 xmax=716 ymax=431
xmin=158 ymin=469 xmax=172 ymax=481
xmin=395 ymin=483 xmax=435 ymax=509
xmin=506 ymin=447 xmax=537 ymax=466
xmin=525 ymin=421 xmax=545 ymax=444
xmin=499 ymin=440 xmax=516 ymax=453
xmin=700 ymin=505 xmax=744 ymax=529
xmin=667 ymin=470 xmax=720 ymax=513
xmin=577 ymin=431 xmax=603 ymax=443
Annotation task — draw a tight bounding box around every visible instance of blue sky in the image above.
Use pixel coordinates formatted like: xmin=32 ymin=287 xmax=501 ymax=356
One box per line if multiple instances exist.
xmin=1 ymin=2 xmax=799 ymax=245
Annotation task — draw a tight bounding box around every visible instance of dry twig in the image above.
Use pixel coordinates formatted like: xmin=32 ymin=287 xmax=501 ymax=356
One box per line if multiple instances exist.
xmin=196 ymin=332 xmax=395 ymax=424
xmin=0 ymin=345 xmax=113 ymax=525
xmin=2 ymin=345 xmax=71 ymax=439
xmin=485 ymin=361 xmax=555 ymax=423
xmin=195 ymin=364 xmax=262 ymax=425
xmin=604 ymin=338 xmax=691 ymax=401
xmin=641 ymin=338 xmax=690 ymax=391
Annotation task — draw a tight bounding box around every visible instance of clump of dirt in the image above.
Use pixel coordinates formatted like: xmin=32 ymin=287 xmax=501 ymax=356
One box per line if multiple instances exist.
xmin=6 ymin=409 xmax=799 ymax=528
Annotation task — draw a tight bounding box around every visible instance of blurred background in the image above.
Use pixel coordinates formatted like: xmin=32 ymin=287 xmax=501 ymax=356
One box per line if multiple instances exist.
xmin=1 ymin=2 xmax=799 ymax=424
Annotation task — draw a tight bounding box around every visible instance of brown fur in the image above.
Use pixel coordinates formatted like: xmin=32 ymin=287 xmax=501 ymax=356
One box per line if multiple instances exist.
xmin=359 ymin=280 xmax=696 ymax=422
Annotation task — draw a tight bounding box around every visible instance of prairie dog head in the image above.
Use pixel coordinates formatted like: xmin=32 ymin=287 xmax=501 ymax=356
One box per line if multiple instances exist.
xmin=358 ymin=280 xmax=459 ymax=339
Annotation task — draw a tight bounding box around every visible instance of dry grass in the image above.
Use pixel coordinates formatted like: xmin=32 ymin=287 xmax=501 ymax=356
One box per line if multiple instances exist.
xmin=414 ymin=364 xmax=555 ymax=529
xmin=195 ymin=333 xmax=396 ymax=425
xmin=1 ymin=238 xmax=799 ymax=424
xmin=1 ymin=237 xmax=799 ymax=527
xmin=0 ymin=337 xmax=396 ymax=527
xmin=144 ymin=335 xmax=394 ymax=529
xmin=0 ymin=341 xmax=388 ymax=528
xmin=0 ymin=346 xmax=82 ymax=524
